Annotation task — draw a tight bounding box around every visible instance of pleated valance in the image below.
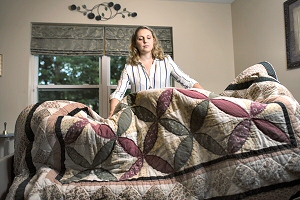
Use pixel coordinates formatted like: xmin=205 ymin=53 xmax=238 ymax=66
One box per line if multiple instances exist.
xmin=31 ymin=23 xmax=173 ymax=56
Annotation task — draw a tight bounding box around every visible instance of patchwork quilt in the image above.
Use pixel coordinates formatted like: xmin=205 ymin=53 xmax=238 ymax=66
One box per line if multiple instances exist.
xmin=6 ymin=62 xmax=300 ymax=199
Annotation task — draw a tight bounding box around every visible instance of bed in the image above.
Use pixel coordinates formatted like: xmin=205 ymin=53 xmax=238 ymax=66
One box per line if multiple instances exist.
xmin=5 ymin=62 xmax=300 ymax=199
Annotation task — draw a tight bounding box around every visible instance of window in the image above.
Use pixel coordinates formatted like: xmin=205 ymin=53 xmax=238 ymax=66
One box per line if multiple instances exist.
xmin=37 ymin=55 xmax=100 ymax=112
xmin=30 ymin=23 xmax=173 ymax=118
xmin=34 ymin=55 xmax=128 ymax=118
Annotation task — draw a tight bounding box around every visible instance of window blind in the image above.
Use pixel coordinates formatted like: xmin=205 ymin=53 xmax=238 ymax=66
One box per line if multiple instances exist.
xmin=31 ymin=23 xmax=104 ymax=55
xmin=31 ymin=23 xmax=173 ymax=57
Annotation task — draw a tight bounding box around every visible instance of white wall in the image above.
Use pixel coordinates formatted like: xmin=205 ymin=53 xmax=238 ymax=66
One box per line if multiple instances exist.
xmin=0 ymin=0 xmax=234 ymax=133
xmin=232 ymin=0 xmax=300 ymax=102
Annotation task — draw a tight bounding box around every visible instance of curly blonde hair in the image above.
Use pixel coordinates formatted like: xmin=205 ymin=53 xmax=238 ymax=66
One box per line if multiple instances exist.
xmin=127 ymin=26 xmax=166 ymax=66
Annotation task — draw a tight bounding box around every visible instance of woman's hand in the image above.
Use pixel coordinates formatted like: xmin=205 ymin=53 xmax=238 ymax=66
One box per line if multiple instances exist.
xmin=193 ymin=83 xmax=204 ymax=89
xmin=108 ymin=98 xmax=120 ymax=118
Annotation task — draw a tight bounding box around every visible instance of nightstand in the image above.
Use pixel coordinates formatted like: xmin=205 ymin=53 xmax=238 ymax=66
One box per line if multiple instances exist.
xmin=0 ymin=133 xmax=14 ymax=139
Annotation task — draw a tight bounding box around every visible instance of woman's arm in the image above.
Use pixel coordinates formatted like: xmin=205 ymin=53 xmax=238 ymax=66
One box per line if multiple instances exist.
xmin=168 ymin=56 xmax=204 ymax=89
xmin=108 ymin=67 xmax=131 ymax=118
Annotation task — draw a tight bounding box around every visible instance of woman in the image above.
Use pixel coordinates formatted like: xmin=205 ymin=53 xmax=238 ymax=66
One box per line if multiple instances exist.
xmin=109 ymin=26 xmax=203 ymax=117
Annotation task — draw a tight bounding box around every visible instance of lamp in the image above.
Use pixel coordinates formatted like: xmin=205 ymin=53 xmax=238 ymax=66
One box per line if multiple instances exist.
xmin=69 ymin=2 xmax=137 ymax=21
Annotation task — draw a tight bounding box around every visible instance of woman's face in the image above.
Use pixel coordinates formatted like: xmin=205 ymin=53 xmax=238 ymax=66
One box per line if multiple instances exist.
xmin=135 ymin=28 xmax=154 ymax=55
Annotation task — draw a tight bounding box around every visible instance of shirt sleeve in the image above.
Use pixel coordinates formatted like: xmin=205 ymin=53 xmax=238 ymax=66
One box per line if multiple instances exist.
xmin=109 ymin=67 xmax=130 ymax=101
xmin=167 ymin=56 xmax=198 ymax=88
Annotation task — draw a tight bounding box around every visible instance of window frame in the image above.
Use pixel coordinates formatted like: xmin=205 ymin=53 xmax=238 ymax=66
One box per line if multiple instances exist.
xmin=32 ymin=55 xmax=105 ymax=115
xmin=31 ymin=55 xmax=128 ymax=118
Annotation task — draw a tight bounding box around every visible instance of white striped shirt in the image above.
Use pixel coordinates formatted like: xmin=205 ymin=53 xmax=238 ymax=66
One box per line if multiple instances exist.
xmin=110 ymin=55 xmax=198 ymax=101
